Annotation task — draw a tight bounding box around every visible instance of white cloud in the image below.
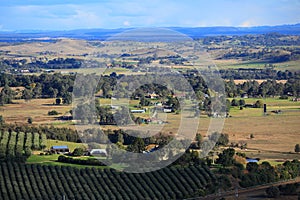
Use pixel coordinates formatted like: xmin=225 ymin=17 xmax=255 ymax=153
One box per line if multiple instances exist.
xmin=240 ymin=20 xmax=257 ymax=27
xmin=0 ymin=0 xmax=299 ymax=30
xmin=123 ymin=21 xmax=130 ymax=26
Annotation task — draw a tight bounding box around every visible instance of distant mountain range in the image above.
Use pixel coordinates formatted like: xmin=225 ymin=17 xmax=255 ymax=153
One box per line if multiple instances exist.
xmin=0 ymin=23 xmax=300 ymax=42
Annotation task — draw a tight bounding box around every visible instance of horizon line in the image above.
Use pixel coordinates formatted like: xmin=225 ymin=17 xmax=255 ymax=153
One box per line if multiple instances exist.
xmin=1 ymin=23 xmax=300 ymax=33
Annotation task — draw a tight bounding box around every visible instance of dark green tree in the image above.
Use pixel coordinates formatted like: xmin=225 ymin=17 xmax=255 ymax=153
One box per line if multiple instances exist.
xmin=73 ymin=148 xmax=84 ymax=156
xmin=0 ymin=115 xmax=4 ymax=125
xmin=217 ymin=133 xmax=229 ymax=146
xmin=216 ymin=148 xmax=235 ymax=167
xmin=239 ymin=99 xmax=245 ymax=106
xmin=55 ymin=98 xmax=62 ymax=105
xmin=195 ymin=133 xmax=202 ymax=149
xmin=253 ymin=100 xmax=263 ymax=108
xmin=22 ymin=88 xmax=33 ymax=101
xmin=139 ymin=96 xmax=151 ymax=106
xmin=127 ymin=138 xmax=145 ymax=153
xmin=266 ymin=186 xmax=280 ymax=198
xmin=246 ymin=162 xmax=259 ymax=173
xmin=0 ymin=85 xmax=15 ymax=105
xmin=231 ymin=99 xmax=239 ymax=106
xmin=62 ymin=92 xmax=72 ymax=104
xmin=27 ymin=117 xmax=33 ymax=124
xmin=226 ymin=99 xmax=231 ymax=112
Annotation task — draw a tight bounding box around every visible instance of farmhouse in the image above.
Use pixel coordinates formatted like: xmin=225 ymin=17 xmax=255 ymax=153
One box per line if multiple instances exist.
xmin=146 ymin=92 xmax=159 ymax=99
xmin=163 ymin=106 xmax=173 ymax=113
xmin=50 ymin=145 xmax=70 ymax=153
xmin=241 ymin=93 xmax=249 ymax=98
xmin=131 ymin=109 xmax=145 ymax=113
xmin=143 ymin=144 xmax=159 ymax=154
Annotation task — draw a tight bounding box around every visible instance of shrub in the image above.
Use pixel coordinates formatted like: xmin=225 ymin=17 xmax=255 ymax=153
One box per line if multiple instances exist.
xmin=48 ymin=110 xmax=59 ymax=115
xmin=266 ymin=186 xmax=280 ymax=198
xmin=295 ymin=144 xmax=300 ymax=153
xmin=279 ymin=183 xmax=298 ymax=195
xmin=253 ymin=100 xmax=263 ymax=108
xmin=72 ymin=148 xmax=84 ymax=156
xmin=279 ymin=95 xmax=288 ymax=99
xmin=27 ymin=117 xmax=33 ymax=124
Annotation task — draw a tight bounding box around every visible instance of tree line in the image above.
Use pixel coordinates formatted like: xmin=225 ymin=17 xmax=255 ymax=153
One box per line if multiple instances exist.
xmin=0 ymin=71 xmax=299 ymax=105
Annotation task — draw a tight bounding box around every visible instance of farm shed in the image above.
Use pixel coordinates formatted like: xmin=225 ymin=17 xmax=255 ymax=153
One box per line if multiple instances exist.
xmin=89 ymin=149 xmax=107 ymax=157
xmin=50 ymin=145 xmax=70 ymax=153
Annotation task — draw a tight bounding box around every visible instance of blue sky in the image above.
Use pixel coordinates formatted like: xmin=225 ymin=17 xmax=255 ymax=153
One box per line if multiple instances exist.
xmin=0 ymin=0 xmax=300 ymax=31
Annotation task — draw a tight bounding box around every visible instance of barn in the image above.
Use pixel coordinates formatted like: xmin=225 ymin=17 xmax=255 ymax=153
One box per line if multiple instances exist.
xmin=50 ymin=145 xmax=70 ymax=153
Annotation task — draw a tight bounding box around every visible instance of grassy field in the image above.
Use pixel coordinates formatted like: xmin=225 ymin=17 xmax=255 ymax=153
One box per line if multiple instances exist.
xmin=54 ymin=67 xmax=131 ymax=75
xmin=46 ymin=139 xmax=87 ymax=152
xmin=27 ymin=154 xmax=60 ymax=163
xmin=223 ymin=97 xmax=300 ymax=154
xmin=27 ymin=150 xmax=127 ymax=170
xmin=213 ymin=59 xmax=300 ymax=71
xmin=26 ymin=154 xmax=118 ymax=169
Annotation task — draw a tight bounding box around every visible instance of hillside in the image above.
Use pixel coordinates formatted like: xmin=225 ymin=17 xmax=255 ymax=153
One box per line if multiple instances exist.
xmin=1 ymin=24 xmax=300 ymax=41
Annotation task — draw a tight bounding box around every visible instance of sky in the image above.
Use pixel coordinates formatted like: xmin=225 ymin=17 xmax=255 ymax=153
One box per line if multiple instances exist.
xmin=0 ymin=0 xmax=300 ymax=31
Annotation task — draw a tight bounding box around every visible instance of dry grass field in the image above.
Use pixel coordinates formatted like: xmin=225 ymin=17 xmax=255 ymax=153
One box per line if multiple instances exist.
xmin=228 ymin=79 xmax=287 ymax=84
xmin=0 ymin=98 xmax=71 ymax=125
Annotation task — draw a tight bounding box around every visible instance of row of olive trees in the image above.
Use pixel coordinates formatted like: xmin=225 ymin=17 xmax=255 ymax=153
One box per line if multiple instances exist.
xmin=0 ymin=131 xmax=46 ymax=161
xmin=0 ymin=162 xmax=217 ymax=200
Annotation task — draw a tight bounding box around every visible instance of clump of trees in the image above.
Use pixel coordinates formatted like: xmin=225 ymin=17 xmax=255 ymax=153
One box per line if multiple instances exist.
xmin=265 ymin=183 xmax=300 ymax=198
xmin=239 ymin=160 xmax=300 ymax=188
xmin=216 ymin=148 xmax=235 ymax=167
xmin=266 ymin=186 xmax=280 ymax=198
xmin=213 ymin=146 xmax=300 ymax=189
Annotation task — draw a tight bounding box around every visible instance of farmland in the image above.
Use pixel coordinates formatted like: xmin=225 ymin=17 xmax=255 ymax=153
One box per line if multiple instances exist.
xmin=0 ymin=98 xmax=72 ymax=125
xmin=0 ymin=30 xmax=300 ymax=200
xmin=1 ymin=96 xmax=299 ymax=160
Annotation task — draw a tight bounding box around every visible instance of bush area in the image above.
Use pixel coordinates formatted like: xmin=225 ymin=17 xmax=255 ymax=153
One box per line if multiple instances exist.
xmin=48 ymin=110 xmax=59 ymax=115
xmin=214 ymin=147 xmax=300 ymax=188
